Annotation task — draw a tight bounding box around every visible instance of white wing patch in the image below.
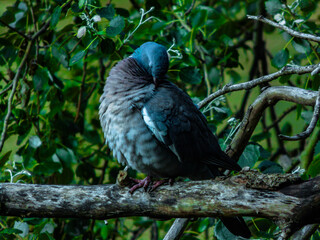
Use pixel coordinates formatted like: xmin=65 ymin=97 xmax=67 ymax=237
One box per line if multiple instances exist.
xmin=141 ymin=107 xmax=181 ymax=161
xmin=142 ymin=107 xmax=160 ymax=138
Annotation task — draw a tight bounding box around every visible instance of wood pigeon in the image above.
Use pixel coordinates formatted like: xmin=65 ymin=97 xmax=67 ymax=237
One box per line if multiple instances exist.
xmin=99 ymin=42 xmax=251 ymax=238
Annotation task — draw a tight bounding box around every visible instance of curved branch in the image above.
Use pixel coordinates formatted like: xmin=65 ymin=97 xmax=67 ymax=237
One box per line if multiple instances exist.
xmin=198 ymin=64 xmax=318 ymax=109
xmin=279 ymin=87 xmax=320 ymax=141
xmin=227 ymin=86 xmax=318 ymax=160
xmin=247 ymin=15 xmax=320 ymax=43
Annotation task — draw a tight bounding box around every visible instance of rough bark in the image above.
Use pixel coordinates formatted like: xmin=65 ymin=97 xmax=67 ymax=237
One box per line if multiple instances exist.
xmin=0 ymin=171 xmax=319 ymax=234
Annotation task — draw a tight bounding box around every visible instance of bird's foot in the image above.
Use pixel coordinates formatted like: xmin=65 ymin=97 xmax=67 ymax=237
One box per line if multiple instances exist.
xmin=149 ymin=178 xmax=174 ymax=192
xmin=128 ymin=177 xmax=175 ymax=194
xmin=129 ymin=176 xmax=152 ymax=194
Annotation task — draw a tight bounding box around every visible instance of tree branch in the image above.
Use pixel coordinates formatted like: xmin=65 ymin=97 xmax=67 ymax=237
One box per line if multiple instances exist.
xmin=164 ymin=218 xmax=189 ymax=240
xmin=279 ymin=87 xmax=320 ymax=141
xmin=247 ymin=15 xmax=320 ymax=43
xmin=0 ymin=19 xmax=31 ymax=40
xmin=0 ymin=41 xmax=33 ymax=152
xmin=0 ymin=172 xmax=319 ymax=239
xmin=227 ymin=86 xmax=318 ymax=160
xmin=198 ymin=64 xmax=318 ymax=109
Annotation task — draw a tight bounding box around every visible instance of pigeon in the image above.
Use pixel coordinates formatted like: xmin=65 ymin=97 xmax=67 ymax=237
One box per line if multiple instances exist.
xmin=99 ymin=41 xmax=251 ymax=238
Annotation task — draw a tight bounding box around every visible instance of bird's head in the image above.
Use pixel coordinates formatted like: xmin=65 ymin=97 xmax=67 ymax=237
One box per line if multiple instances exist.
xmin=131 ymin=42 xmax=169 ymax=86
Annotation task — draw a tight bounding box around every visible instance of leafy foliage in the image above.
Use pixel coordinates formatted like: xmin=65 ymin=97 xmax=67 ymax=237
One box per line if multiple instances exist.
xmin=0 ymin=0 xmax=320 ymax=239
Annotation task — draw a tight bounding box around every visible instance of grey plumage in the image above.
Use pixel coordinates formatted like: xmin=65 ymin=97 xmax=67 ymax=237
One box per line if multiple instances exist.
xmin=99 ymin=57 xmax=239 ymax=180
xmin=99 ymin=42 xmax=251 ymax=238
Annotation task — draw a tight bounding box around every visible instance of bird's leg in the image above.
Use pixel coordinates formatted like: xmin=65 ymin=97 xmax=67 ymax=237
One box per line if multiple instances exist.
xmin=129 ymin=176 xmax=152 ymax=194
xmin=149 ymin=178 xmax=175 ymax=192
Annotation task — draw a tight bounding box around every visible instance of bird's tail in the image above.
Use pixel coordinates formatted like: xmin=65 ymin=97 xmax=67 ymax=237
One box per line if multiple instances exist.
xmin=220 ymin=216 xmax=251 ymax=238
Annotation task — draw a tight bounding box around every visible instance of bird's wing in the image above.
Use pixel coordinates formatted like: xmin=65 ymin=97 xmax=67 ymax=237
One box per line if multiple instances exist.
xmin=142 ymin=81 xmax=241 ymax=171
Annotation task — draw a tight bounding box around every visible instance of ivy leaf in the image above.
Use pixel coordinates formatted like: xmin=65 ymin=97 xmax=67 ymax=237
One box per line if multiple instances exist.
xmin=265 ymin=0 xmax=283 ymax=15
xmin=179 ymin=67 xmax=202 ymax=84
xmin=50 ymin=7 xmax=61 ymax=28
xmin=106 ymin=16 xmax=125 ymax=37
xmin=271 ymin=49 xmax=289 ymax=69
xmin=69 ymin=50 xmax=87 ymax=66
xmin=96 ymin=5 xmax=115 ymax=20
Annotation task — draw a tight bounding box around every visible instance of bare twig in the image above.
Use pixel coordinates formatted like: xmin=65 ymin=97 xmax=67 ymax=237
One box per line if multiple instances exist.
xmin=184 ymin=0 xmax=196 ymax=16
xmin=265 ymin=105 xmax=297 ymax=131
xmin=0 ymin=41 xmax=33 ymax=152
xmin=164 ymin=218 xmax=189 ymax=240
xmin=0 ymin=18 xmax=52 ymax=152
xmin=198 ymin=64 xmax=318 ymax=109
xmin=279 ymin=87 xmax=320 ymax=141
xmin=247 ymin=15 xmax=320 ymax=43
xmin=0 ymin=19 xmax=31 ymax=40
xmin=0 ymin=83 xmax=13 ymax=96
xmin=74 ymin=54 xmax=88 ymax=122
xmin=123 ymin=7 xmax=161 ymax=44
xmin=292 ymin=224 xmax=319 ymax=240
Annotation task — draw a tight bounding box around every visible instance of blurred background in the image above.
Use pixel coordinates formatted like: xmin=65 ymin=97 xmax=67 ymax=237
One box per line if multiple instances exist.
xmin=0 ymin=0 xmax=320 ymax=239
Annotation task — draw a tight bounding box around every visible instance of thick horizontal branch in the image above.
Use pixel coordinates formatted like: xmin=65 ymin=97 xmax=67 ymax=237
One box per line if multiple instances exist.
xmin=227 ymin=86 xmax=318 ymax=160
xmin=198 ymin=64 xmax=318 ymax=109
xmin=247 ymin=15 xmax=320 ymax=43
xmin=0 ymin=172 xmax=319 ymax=227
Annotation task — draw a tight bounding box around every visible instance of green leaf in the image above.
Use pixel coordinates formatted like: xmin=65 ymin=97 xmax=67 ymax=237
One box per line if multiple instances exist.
xmin=13 ymin=221 xmax=29 ymax=237
xmin=179 ymin=67 xmax=202 ymax=84
xmin=79 ymin=0 xmax=85 ymax=9
xmin=76 ymin=163 xmax=96 ymax=179
xmin=0 ymin=10 xmax=15 ymax=24
xmin=227 ymin=70 xmax=241 ymax=83
xmin=292 ymin=39 xmax=311 ymax=54
xmin=258 ymin=160 xmax=283 ymax=173
xmin=279 ymin=75 xmax=291 ymax=84
xmin=271 ymin=49 xmax=289 ymax=69
xmin=265 ymin=0 xmax=283 ymax=15
xmin=214 ymin=219 xmax=237 ymax=240
xmin=300 ymin=0 xmax=316 ymax=13
xmin=50 ymin=7 xmax=61 ymax=28
xmin=0 ymin=151 xmax=11 ymax=167
xmin=0 ymin=228 xmax=23 ymax=235
xmin=69 ymin=50 xmax=87 ymax=66
xmin=238 ymin=144 xmax=260 ymax=168
xmin=29 ymin=135 xmax=42 ymax=149
xmin=71 ymin=3 xmax=82 ymax=13
xmin=308 ymin=154 xmax=320 ymax=177
xmin=191 ymin=9 xmax=207 ymax=28
xmin=33 ymin=68 xmax=49 ymax=91
xmin=96 ymin=5 xmax=115 ymax=20
xmin=106 ymin=16 xmax=125 ymax=37
xmin=33 ymin=162 xmax=62 ymax=175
